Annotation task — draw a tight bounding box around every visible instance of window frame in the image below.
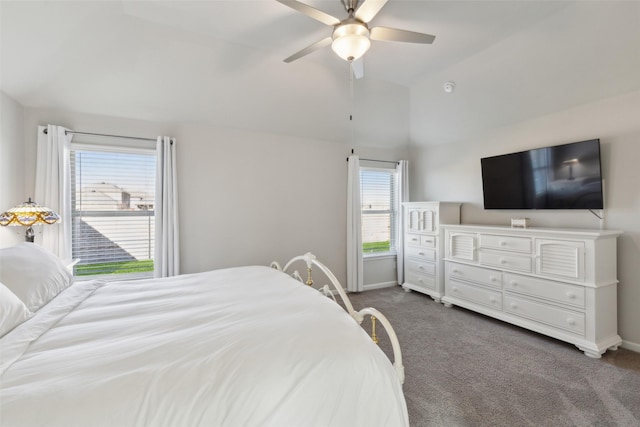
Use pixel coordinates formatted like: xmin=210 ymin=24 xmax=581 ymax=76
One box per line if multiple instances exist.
xmin=70 ymin=141 xmax=157 ymax=281
xmin=359 ymin=165 xmax=399 ymax=259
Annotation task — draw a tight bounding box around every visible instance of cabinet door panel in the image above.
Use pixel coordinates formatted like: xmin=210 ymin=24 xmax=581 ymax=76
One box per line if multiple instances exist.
xmin=422 ymin=209 xmax=435 ymax=232
xmin=536 ymin=239 xmax=585 ymax=281
xmin=449 ymin=233 xmax=476 ymax=261
xmin=408 ymin=209 xmax=421 ymax=232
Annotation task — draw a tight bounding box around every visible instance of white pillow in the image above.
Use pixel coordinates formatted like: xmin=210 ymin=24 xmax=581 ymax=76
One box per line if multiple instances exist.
xmin=1 ymin=282 xmax=33 ymax=336
xmin=0 ymin=243 xmax=73 ymax=311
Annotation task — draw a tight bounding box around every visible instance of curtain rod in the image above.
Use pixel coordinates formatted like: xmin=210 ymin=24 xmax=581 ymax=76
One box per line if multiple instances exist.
xmin=43 ymin=128 xmax=156 ymax=142
xmin=346 ymin=157 xmax=399 ymax=165
xmin=347 ymin=149 xmax=399 ymax=165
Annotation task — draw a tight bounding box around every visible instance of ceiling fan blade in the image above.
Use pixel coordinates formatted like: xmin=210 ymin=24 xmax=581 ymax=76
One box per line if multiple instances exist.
xmin=354 ymin=0 xmax=388 ymax=23
xmin=276 ymin=0 xmax=340 ymax=26
xmin=283 ymin=37 xmax=332 ymax=63
xmin=370 ymin=27 xmax=436 ymax=44
xmin=351 ymin=58 xmax=364 ymax=79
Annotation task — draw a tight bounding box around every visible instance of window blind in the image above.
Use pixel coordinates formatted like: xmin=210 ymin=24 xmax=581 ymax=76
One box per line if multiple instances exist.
xmin=70 ymin=146 xmax=156 ymax=278
xmin=360 ymin=167 xmax=397 ymax=254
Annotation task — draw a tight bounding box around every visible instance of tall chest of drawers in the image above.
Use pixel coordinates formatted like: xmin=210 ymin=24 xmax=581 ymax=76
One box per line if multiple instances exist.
xmin=401 ymin=202 xmax=461 ymax=302
xmin=442 ymin=224 xmax=622 ymax=358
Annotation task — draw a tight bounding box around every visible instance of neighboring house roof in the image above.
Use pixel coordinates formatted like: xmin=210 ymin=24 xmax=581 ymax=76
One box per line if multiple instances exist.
xmin=77 ymin=182 xmax=153 ymax=211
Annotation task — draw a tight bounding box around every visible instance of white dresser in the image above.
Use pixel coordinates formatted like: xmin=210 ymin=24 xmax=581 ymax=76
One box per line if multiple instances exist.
xmin=402 ymin=202 xmax=461 ymax=302
xmin=442 ymin=224 xmax=622 ymax=358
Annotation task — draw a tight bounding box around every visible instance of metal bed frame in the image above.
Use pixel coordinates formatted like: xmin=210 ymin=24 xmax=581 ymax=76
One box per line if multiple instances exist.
xmin=271 ymin=252 xmax=405 ymax=384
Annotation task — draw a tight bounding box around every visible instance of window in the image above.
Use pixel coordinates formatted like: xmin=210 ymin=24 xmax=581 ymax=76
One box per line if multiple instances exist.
xmin=360 ymin=166 xmax=398 ymax=255
xmin=70 ymin=145 xmax=156 ymax=279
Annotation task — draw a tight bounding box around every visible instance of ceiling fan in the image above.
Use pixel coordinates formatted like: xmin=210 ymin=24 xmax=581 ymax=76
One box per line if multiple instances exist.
xmin=276 ymin=0 xmax=435 ymax=78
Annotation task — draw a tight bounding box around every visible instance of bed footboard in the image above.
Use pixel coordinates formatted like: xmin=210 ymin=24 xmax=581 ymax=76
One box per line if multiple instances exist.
xmin=271 ymin=252 xmax=405 ymax=384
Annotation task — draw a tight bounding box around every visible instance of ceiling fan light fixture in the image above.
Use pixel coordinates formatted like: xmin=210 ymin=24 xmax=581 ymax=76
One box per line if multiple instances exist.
xmin=331 ymin=23 xmax=371 ymax=61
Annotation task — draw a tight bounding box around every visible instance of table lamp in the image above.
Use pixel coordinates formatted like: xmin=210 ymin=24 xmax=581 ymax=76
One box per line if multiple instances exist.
xmin=0 ymin=198 xmax=60 ymax=242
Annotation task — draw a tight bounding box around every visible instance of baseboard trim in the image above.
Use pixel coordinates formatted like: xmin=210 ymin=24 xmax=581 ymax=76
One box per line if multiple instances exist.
xmin=620 ymin=339 xmax=640 ymax=353
xmin=363 ymin=281 xmax=397 ymax=291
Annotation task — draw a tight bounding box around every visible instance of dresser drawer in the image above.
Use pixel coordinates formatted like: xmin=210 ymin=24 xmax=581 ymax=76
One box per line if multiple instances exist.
xmin=447 ymin=279 xmax=502 ymax=311
xmin=406 ymin=246 xmax=436 ymax=262
xmin=420 ymin=235 xmax=436 ymax=248
xmin=504 ymin=295 xmax=585 ymax=336
xmin=479 ymin=250 xmax=532 ymax=273
xmin=504 ymin=273 xmax=585 ymax=308
xmin=406 ymin=233 xmax=422 ymax=247
xmin=480 ymin=234 xmax=532 ymax=254
xmin=405 ymin=272 xmax=436 ymax=291
xmin=447 ymin=262 xmax=501 ymax=289
xmin=407 ymin=259 xmax=436 ymax=276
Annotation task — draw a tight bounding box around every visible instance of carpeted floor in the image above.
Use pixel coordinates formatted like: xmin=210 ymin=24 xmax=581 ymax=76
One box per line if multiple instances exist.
xmin=347 ymin=286 xmax=640 ymax=427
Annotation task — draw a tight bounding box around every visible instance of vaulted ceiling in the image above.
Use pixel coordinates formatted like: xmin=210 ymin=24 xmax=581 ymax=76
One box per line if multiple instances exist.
xmin=2 ymin=1 xmax=639 ymax=146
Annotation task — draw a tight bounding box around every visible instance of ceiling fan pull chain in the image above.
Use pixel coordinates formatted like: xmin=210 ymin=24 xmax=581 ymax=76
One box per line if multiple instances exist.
xmin=350 ymin=64 xmax=355 ymax=144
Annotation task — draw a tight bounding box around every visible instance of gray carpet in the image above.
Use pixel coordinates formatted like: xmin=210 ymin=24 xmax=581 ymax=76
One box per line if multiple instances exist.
xmin=347 ymin=287 xmax=640 ymax=427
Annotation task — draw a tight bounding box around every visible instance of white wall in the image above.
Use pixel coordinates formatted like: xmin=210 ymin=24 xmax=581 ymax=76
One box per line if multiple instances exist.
xmin=18 ymin=107 xmax=408 ymax=287
xmin=0 ymin=91 xmax=25 ymax=248
xmin=363 ymin=255 xmax=397 ymax=290
xmin=410 ymin=91 xmax=640 ymax=351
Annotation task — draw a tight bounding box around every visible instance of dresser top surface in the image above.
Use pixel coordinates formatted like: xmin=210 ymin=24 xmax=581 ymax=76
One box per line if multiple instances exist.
xmin=403 ymin=201 xmax=462 ymax=207
xmin=441 ymin=224 xmax=622 ymax=238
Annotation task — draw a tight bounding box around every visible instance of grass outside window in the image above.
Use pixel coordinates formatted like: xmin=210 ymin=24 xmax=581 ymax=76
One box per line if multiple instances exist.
xmin=363 ymin=241 xmax=391 ymax=254
xmin=76 ymin=260 xmax=154 ymax=276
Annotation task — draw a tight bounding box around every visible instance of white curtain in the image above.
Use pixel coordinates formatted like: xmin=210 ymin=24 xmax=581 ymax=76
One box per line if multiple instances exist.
xmin=154 ymin=136 xmax=180 ymax=278
xmin=34 ymin=125 xmax=73 ymax=261
xmin=346 ymin=155 xmax=363 ymax=292
xmin=396 ymin=160 xmax=409 ymax=286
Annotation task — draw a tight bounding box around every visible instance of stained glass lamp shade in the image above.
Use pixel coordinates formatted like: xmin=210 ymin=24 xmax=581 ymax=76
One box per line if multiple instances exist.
xmin=0 ymin=198 xmax=60 ymax=242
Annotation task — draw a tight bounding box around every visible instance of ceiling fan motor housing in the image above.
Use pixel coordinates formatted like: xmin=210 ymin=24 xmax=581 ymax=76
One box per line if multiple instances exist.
xmin=341 ymin=0 xmax=360 ymax=14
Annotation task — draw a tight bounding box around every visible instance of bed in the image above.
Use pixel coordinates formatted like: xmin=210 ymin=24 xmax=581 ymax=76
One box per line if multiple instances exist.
xmin=0 ymin=244 xmax=408 ymax=426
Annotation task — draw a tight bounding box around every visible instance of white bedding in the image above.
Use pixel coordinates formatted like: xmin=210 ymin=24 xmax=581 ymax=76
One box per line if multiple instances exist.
xmin=0 ymin=266 xmax=408 ymax=426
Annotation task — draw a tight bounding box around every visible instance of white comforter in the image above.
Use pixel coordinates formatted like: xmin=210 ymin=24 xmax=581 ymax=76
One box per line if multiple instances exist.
xmin=0 ymin=266 xmax=408 ymax=427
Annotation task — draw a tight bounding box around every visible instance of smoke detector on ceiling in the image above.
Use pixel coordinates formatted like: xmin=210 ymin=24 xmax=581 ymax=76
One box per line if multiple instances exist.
xmin=443 ymin=81 xmax=455 ymax=93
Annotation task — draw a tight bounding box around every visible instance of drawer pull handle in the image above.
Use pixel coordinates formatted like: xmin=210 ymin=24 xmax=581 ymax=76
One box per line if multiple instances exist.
xmin=511 ymin=281 xmax=518 ymax=287
xmin=566 ymin=318 xmax=576 ymax=326
xmin=500 ymin=241 xmax=507 ymax=246
xmin=490 ymin=276 xmax=497 ymax=282
xmin=500 ymin=259 xmax=507 ymax=264
xmin=490 ymin=297 xmax=497 ymax=304
xmin=566 ymin=292 xmax=576 ymax=299
xmin=452 ymin=269 xmax=459 ymax=274
xmin=419 ymin=266 xmax=424 ymax=270
xmin=419 ymin=252 xmax=425 ymax=256
xmin=510 ymin=303 xmax=517 ymax=309
xmin=452 ymin=287 xmax=458 ymax=292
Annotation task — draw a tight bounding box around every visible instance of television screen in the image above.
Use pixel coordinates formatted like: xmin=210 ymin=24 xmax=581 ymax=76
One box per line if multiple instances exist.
xmin=481 ymin=139 xmax=604 ymax=209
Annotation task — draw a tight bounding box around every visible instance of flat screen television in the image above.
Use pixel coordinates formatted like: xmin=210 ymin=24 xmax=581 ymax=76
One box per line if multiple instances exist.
xmin=481 ymin=139 xmax=604 ymax=209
